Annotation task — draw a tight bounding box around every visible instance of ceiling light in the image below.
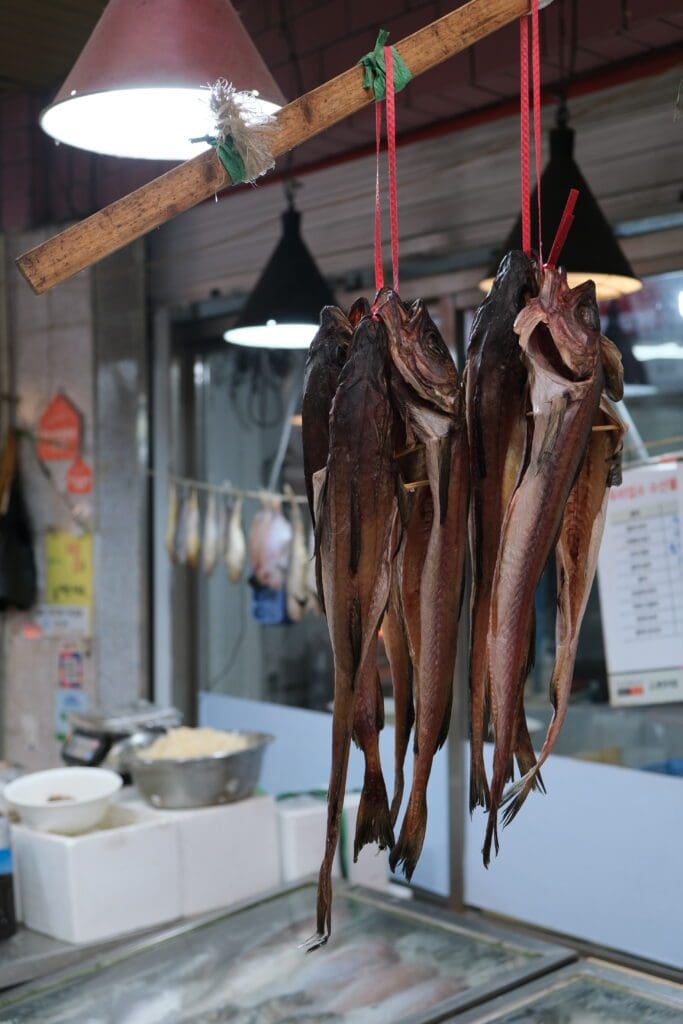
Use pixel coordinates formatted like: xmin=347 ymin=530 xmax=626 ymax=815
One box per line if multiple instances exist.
xmin=40 ymin=0 xmax=284 ymax=160
xmin=480 ymin=107 xmax=642 ymax=300
xmin=224 ymin=205 xmax=335 ymax=350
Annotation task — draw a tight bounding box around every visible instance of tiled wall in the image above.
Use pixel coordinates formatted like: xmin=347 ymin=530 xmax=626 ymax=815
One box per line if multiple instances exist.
xmin=0 ymin=234 xmax=148 ymax=770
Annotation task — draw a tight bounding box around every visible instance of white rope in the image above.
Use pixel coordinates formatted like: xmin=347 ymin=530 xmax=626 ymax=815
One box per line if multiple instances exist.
xmin=208 ymin=79 xmax=276 ymax=183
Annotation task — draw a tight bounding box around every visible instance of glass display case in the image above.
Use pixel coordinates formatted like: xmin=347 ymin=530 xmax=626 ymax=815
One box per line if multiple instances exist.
xmin=0 ymin=882 xmax=573 ymax=1024
xmin=455 ymin=960 xmax=683 ymax=1023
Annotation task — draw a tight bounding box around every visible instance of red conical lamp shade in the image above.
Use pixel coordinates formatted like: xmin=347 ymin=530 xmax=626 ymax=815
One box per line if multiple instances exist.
xmin=40 ymin=0 xmax=285 ymax=161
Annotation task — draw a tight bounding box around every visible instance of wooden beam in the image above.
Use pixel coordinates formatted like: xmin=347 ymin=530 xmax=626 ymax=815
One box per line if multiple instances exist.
xmin=17 ymin=0 xmax=532 ymax=294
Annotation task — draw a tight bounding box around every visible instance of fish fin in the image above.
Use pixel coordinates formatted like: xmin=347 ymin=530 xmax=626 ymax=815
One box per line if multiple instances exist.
xmin=500 ymin=769 xmax=542 ymax=829
xmin=349 ymin=478 xmax=361 ymax=575
xmin=469 ymin=753 xmax=491 ymax=814
xmin=514 ymin=723 xmax=545 ymax=795
xmin=389 ymin=790 xmax=427 ymax=880
xmin=354 ymin=770 xmax=395 ymax=860
xmin=599 ymin=336 xmax=624 ymax=402
xmin=482 ymin=812 xmax=500 ymax=869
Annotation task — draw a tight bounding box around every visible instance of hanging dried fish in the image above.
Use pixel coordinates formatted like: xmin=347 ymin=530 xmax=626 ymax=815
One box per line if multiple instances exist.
xmin=185 ymin=488 xmax=201 ymax=569
xmin=307 ymin=313 xmax=397 ymax=949
xmin=465 ymin=251 xmax=539 ymax=814
xmin=285 ymin=484 xmax=308 ymax=622
xmin=483 ymin=268 xmax=608 ymax=866
xmin=377 ymin=291 xmax=469 ymax=880
xmin=225 ymin=496 xmax=246 ymax=584
xmin=301 ymin=299 xmax=369 ymax=523
xmin=502 ymin=395 xmax=626 ymax=825
xmin=202 ymin=492 xmax=219 ymax=574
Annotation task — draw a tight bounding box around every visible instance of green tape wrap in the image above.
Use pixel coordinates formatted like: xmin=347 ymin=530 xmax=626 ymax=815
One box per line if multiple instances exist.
xmin=192 ymin=134 xmax=246 ymax=184
xmin=358 ymin=29 xmax=413 ymax=101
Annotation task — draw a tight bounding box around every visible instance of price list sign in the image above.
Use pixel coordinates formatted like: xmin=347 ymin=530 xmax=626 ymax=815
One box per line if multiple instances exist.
xmin=597 ymin=459 xmax=683 ymax=707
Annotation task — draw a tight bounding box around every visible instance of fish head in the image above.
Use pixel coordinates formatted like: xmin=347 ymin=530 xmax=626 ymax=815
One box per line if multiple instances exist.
xmin=377 ymin=290 xmax=459 ymax=412
xmin=348 ymin=296 xmax=371 ymax=327
xmin=487 ymin=250 xmax=538 ymax=308
xmin=306 ymin=305 xmax=352 ymax=368
xmin=516 ymin=268 xmax=602 ymax=381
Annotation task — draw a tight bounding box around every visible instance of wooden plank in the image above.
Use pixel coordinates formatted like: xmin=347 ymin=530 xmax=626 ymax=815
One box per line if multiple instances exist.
xmin=17 ymin=0 xmax=531 ymax=294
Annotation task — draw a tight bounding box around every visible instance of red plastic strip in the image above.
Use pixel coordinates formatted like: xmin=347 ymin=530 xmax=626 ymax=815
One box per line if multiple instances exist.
xmin=384 ymin=44 xmax=400 ymax=293
xmin=519 ymin=17 xmax=531 ymax=256
xmin=530 ymin=0 xmax=543 ymax=262
xmin=374 ymin=99 xmax=384 ymax=294
xmin=546 ymin=188 xmax=580 ymax=268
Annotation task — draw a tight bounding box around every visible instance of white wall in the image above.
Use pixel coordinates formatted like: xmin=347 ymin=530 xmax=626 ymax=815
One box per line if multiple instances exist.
xmin=465 ymin=744 xmax=683 ymax=970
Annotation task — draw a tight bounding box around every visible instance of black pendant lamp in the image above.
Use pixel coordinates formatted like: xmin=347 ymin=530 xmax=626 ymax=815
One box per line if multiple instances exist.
xmin=480 ymin=105 xmax=641 ymax=300
xmin=224 ymin=199 xmax=335 ymax=349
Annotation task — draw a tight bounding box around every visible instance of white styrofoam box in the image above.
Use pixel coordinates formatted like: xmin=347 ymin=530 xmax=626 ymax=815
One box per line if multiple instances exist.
xmin=276 ymin=796 xmax=341 ymax=884
xmin=275 ymin=793 xmax=390 ymax=891
xmin=171 ymin=795 xmax=280 ymax=917
xmin=11 ymin=803 xmax=180 ymax=944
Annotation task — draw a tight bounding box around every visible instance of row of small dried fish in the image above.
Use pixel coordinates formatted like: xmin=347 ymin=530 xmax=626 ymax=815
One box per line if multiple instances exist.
xmin=164 ymin=484 xmax=320 ymax=620
xmin=303 ymin=253 xmax=626 ymax=947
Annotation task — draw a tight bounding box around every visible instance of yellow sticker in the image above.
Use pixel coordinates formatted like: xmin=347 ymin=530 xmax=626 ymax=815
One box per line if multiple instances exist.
xmin=45 ymin=531 xmax=92 ymax=607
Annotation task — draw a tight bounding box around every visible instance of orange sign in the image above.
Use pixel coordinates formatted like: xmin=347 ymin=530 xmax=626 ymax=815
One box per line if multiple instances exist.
xmin=66 ymin=458 xmax=93 ymax=495
xmin=37 ymin=394 xmax=81 ymax=461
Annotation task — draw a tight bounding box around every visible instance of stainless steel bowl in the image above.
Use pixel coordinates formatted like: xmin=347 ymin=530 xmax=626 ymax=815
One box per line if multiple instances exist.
xmin=129 ymin=731 xmax=274 ymax=809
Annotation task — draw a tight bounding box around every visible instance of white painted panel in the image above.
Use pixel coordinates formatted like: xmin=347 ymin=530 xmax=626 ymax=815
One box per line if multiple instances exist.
xmin=199 ymin=692 xmax=450 ymax=896
xmin=465 ymin=744 xmax=683 ymax=969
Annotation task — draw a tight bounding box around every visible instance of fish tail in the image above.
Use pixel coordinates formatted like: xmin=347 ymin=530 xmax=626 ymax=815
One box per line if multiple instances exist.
xmin=514 ymin=723 xmax=545 ymax=795
xmin=389 ymin=788 xmax=427 ymax=880
xmin=500 ymin=770 xmax=540 ymax=828
xmin=469 ymin=754 xmax=491 ymax=814
xmin=354 ymin=764 xmax=395 ymax=860
xmin=482 ymin=810 xmax=500 ymax=869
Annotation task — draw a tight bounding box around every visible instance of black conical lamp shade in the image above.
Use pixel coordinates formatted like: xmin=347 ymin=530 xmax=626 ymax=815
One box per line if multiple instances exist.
xmin=480 ymin=122 xmax=641 ymax=300
xmin=224 ymin=207 xmax=335 ymax=348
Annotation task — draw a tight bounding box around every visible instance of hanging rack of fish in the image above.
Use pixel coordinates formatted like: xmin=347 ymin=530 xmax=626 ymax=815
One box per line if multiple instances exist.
xmin=160 ymin=471 xmax=320 ymax=621
xmin=301 ymin=6 xmax=628 ymax=951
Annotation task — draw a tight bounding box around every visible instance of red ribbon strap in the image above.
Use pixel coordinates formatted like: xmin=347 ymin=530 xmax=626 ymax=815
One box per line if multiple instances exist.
xmin=519 ymin=16 xmax=531 ymax=257
xmin=372 ymin=47 xmax=401 ymax=298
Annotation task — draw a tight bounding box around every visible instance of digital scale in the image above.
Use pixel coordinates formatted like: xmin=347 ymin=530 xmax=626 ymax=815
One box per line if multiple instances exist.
xmin=61 ymin=700 xmax=182 ymax=773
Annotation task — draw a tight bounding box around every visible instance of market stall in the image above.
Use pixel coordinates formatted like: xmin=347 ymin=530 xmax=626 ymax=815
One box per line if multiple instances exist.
xmin=1 ymin=0 xmax=682 ymax=1018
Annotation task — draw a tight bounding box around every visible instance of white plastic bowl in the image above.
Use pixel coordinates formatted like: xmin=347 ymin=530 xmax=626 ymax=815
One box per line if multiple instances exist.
xmin=3 ymin=767 xmax=122 ymax=835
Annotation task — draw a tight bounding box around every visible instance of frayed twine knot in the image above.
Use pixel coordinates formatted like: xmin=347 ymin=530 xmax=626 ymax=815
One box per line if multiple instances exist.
xmin=192 ymin=79 xmax=276 ymax=185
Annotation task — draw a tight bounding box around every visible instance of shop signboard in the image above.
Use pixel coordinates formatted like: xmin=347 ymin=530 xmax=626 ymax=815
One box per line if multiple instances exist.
xmin=37 ymin=393 xmax=81 ymax=462
xmin=597 ymin=457 xmax=683 ymax=707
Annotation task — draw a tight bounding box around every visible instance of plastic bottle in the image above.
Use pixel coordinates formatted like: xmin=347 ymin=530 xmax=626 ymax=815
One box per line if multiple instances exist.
xmin=0 ymin=815 xmax=16 ymax=940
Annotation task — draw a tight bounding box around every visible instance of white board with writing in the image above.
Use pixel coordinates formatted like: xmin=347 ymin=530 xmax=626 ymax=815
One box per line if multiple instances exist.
xmin=597 ymin=458 xmax=683 ymax=706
